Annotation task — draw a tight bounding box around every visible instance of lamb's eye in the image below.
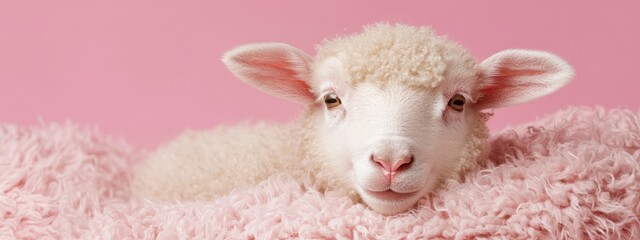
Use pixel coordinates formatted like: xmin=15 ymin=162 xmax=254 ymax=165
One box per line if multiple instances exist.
xmin=324 ymin=92 xmax=342 ymax=109
xmin=448 ymin=94 xmax=465 ymax=112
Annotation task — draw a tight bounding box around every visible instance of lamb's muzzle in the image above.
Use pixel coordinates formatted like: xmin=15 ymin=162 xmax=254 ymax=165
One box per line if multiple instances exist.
xmin=370 ymin=153 xmax=413 ymax=181
xmin=367 ymin=137 xmax=415 ymax=185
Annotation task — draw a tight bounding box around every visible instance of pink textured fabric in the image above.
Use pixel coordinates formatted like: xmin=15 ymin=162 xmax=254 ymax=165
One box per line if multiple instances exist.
xmin=1 ymin=107 xmax=639 ymax=239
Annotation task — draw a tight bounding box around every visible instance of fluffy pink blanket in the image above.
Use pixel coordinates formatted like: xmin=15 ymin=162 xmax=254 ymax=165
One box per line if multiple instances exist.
xmin=1 ymin=107 xmax=639 ymax=239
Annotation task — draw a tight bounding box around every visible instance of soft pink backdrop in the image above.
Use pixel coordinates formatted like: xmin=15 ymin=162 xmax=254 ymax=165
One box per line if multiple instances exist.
xmin=1 ymin=1 xmax=638 ymax=149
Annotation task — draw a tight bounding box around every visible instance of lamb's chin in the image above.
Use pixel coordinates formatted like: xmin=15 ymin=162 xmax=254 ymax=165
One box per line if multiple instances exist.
xmin=359 ymin=188 xmax=423 ymax=215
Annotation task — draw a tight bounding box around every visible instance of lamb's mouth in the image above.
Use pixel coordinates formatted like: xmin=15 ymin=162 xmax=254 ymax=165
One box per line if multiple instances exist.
xmin=365 ymin=190 xmax=418 ymax=201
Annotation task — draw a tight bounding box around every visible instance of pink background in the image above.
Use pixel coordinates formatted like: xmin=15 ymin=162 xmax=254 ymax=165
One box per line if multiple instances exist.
xmin=1 ymin=1 xmax=639 ymax=149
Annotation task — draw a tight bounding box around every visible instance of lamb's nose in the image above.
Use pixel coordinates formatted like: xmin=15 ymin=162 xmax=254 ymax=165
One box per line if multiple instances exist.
xmin=370 ymin=154 xmax=414 ymax=177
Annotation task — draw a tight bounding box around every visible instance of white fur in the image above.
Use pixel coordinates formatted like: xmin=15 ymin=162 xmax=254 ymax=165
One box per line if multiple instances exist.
xmin=131 ymin=23 xmax=575 ymax=215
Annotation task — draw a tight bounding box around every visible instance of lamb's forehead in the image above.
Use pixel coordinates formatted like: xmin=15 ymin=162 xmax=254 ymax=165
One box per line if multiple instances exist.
xmin=314 ymin=23 xmax=478 ymax=89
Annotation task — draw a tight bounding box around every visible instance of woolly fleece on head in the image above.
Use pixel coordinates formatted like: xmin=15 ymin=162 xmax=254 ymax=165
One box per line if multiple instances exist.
xmin=315 ymin=23 xmax=477 ymax=89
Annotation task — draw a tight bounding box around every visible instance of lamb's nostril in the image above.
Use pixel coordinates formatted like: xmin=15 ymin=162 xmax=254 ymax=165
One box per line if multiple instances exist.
xmin=392 ymin=155 xmax=414 ymax=172
xmin=370 ymin=154 xmax=392 ymax=171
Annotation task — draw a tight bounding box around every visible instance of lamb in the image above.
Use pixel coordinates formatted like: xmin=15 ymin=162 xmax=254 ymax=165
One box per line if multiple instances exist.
xmin=131 ymin=23 xmax=575 ymax=215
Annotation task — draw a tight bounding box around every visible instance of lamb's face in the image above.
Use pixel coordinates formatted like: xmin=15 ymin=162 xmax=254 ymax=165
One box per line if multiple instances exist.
xmin=223 ymin=23 xmax=574 ymax=215
xmin=311 ymin=57 xmax=479 ymax=215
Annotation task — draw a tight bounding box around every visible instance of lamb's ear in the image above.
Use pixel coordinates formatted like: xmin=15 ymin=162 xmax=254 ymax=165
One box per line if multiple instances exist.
xmin=475 ymin=49 xmax=575 ymax=109
xmin=222 ymin=43 xmax=315 ymax=104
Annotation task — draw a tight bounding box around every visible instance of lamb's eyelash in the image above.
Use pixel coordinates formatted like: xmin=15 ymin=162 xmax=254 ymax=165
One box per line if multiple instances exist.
xmin=446 ymin=89 xmax=474 ymax=103
xmin=458 ymin=91 xmax=475 ymax=103
xmin=315 ymin=93 xmax=328 ymax=103
xmin=314 ymin=87 xmax=339 ymax=104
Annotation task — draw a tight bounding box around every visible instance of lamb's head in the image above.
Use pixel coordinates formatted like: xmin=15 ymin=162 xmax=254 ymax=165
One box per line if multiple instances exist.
xmin=222 ymin=23 xmax=574 ymax=215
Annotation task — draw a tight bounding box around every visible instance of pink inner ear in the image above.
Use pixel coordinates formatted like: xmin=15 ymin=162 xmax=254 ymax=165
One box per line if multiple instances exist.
xmin=226 ymin=44 xmax=315 ymax=104
xmin=476 ymin=52 xmax=570 ymax=109
xmin=478 ymin=66 xmax=551 ymax=108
